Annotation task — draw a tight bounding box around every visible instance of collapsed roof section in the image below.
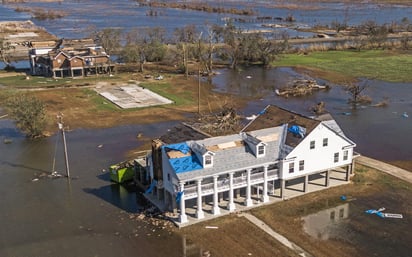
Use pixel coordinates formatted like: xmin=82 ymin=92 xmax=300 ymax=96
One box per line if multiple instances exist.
xmin=242 ymin=105 xmax=320 ymax=147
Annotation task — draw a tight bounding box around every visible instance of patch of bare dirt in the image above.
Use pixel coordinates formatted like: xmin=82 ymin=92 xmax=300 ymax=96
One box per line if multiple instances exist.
xmin=29 ymin=71 xmax=249 ymax=135
xmin=181 ymin=215 xmax=299 ymax=257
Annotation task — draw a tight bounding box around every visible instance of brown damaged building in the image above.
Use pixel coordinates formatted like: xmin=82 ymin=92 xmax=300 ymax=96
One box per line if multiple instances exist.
xmin=29 ymin=38 xmax=115 ymax=78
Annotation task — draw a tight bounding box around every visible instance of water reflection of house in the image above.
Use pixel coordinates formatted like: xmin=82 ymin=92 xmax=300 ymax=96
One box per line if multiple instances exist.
xmin=136 ymin=105 xmax=357 ymax=225
xmin=302 ymin=203 xmax=350 ymax=240
xmin=28 ymin=38 xmax=114 ymax=78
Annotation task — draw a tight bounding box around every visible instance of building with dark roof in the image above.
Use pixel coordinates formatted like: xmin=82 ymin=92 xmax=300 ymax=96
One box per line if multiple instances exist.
xmin=140 ymin=105 xmax=356 ymax=226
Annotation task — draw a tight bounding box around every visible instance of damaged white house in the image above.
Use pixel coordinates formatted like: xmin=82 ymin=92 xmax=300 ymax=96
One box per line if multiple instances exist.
xmin=140 ymin=105 xmax=356 ymax=225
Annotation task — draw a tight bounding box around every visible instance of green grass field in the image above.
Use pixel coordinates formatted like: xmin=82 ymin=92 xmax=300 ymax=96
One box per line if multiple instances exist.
xmin=274 ymin=50 xmax=412 ymax=82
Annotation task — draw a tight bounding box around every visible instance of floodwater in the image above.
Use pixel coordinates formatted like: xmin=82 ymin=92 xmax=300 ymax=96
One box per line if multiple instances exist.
xmin=302 ymin=196 xmax=411 ymax=257
xmin=1 ymin=0 xmax=412 ymax=39
xmin=1 ymin=1 xmax=412 ymax=256
xmin=212 ymin=66 xmax=412 ymax=161
xmin=0 ymin=119 xmax=204 ymax=257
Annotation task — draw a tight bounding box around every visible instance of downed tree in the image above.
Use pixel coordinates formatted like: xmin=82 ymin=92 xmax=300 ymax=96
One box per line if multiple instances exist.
xmin=189 ymin=104 xmax=242 ymax=136
xmin=275 ymin=79 xmax=329 ymax=97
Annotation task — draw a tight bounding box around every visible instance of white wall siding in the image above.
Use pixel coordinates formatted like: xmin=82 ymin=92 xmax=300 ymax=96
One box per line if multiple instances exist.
xmin=281 ymin=123 xmax=354 ymax=179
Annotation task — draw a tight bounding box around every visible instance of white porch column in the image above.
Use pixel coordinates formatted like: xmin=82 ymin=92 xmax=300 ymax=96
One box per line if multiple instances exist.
xmin=212 ymin=176 xmax=220 ymax=215
xmin=227 ymin=172 xmax=236 ymax=211
xmin=196 ymin=179 xmax=204 ymax=219
xmin=325 ymin=170 xmax=330 ymax=187
xmin=262 ymin=166 xmax=269 ymax=203
xmin=245 ymin=169 xmax=253 ymax=207
xmin=304 ymin=175 xmax=309 ymax=192
xmin=179 ymin=182 xmax=188 ymax=224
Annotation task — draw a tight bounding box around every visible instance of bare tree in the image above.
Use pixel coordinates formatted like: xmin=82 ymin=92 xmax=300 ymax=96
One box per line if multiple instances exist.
xmin=256 ymin=31 xmax=289 ymax=68
xmin=214 ymin=21 xmax=243 ymax=70
xmin=0 ymin=38 xmax=15 ymax=69
xmin=344 ymin=80 xmax=371 ymax=105
xmin=91 ymin=27 xmax=122 ymax=55
xmin=173 ymin=25 xmax=200 ymax=78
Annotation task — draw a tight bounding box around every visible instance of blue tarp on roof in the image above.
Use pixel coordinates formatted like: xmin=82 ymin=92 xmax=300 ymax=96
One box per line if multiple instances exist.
xmin=164 ymin=142 xmax=191 ymax=154
xmin=169 ymin=154 xmax=203 ymax=173
xmin=163 ymin=142 xmax=203 ymax=173
xmin=288 ymin=125 xmax=306 ymax=138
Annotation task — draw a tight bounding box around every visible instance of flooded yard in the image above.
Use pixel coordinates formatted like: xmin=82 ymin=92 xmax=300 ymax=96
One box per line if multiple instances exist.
xmin=0 ymin=119 xmax=194 ymax=257
xmin=1 ymin=1 xmax=411 ymax=256
xmin=212 ymin=66 xmax=412 ymax=162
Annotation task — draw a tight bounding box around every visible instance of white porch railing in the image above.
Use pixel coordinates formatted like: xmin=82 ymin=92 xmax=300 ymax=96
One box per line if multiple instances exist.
xmin=183 ymin=169 xmax=279 ymax=199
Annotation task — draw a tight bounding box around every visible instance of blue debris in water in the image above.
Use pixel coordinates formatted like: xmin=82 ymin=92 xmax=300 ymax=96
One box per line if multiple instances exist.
xmin=340 ymin=195 xmax=347 ymax=201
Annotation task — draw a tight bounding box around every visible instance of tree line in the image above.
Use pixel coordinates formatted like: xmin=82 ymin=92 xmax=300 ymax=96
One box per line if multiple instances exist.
xmin=88 ymin=22 xmax=290 ymax=76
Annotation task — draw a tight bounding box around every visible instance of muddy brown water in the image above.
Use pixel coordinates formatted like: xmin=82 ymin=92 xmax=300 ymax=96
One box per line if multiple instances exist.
xmin=302 ymin=193 xmax=411 ymax=257
xmin=0 ymin=119 xmax=203 ymax=257
xmin=213 ymin=67 xmax=412 ymax=161
xmin=1 ymin=1 xmax=412 ymax=255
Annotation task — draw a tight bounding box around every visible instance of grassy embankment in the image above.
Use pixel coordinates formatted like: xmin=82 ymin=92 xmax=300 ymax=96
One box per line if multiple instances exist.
xmin=181 ymin=165 xmax=411 ymax=257
xmin=0 ymin=70 xmax=210 ymax=132
xmin=273 ymin=50 xmax=412 ymax=83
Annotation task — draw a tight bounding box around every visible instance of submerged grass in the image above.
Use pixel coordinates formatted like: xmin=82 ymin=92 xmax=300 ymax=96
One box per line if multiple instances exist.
xmin=274 ymin=50 xmax=412 ymax=82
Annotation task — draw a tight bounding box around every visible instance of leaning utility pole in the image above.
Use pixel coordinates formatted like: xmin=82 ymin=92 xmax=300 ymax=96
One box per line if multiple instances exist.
xmin=57 ymin=113 xmax=70 ymax=178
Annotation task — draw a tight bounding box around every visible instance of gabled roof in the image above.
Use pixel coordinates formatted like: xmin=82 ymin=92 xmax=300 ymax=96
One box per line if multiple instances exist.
xmin=167 ymin=126 xmax=284 ymax=181
xmin=163 ymin=142 xmax=203 ymax=174
xmin=159 ymin=123 xmax=210 ymax=144
xmin=242 ymin=105 xmax=320 ymax=147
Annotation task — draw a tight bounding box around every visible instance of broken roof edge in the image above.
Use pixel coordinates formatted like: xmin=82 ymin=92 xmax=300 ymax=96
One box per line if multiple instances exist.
xmin=322 ymin=121 xmax=357 ymax=148
xmin=241 ymin=105 xmax=271 ymax=132
xmin=241 ymin=105 xmax=321 ymax=134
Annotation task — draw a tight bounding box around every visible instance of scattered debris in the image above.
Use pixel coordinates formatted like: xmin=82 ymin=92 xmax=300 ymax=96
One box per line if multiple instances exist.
xmin=97 ymin=144 xmax=103 ymax=148
xmin=311 ymin=101 xmax=326 ymax=115
xmin=205 ymin=226 xmax=219 ymax=229
xmin=402 ymin=112 xmax=408 ymax=118
xmin=275 ymin=79 xmax=329 ymax=97
xmin=3 ymin=138 xmax=13 ymax=144
xmin=365 ymin=207 xmax=403 ymax=219
xmin=190 ymin=105 xmax=242 ymax=136
xmin=379 ymin=213 xmax=403 ymax=219
xmin=245 ymin=114 xmax=257 ymax=120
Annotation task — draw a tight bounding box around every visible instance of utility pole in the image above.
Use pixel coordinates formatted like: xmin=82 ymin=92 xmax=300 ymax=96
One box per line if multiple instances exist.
xmin=57 ymin=113 xmax=70 ymax=178
xmin=198 ymin=65 xmax=201 ymax=115
xmin=198 ymin=32 xmax=203 ymax=115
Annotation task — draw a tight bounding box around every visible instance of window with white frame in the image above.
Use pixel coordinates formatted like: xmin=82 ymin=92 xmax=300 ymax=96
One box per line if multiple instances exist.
xmin=310 ymin=140 xmax=315 ymax=149
xmin=323 ymin=138 xmax=328 ymax=147
xmin=204 ymin=154 xmax=213 ymax=167
xmin=299 ymin=160 xmax=305 ymax=171
xmin=343 ymin=150 xmax=348 ymax=161
xmin=257 ymin=144 xmax=265 ymax=156
xmin=289 ymin=162 xmax=295 ymax=173
xmin=334 ymin=152 xmax=339 ymax=163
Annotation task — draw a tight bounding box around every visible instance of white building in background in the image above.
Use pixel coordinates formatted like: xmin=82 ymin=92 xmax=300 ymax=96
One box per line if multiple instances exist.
xmin=141 ymin=105 xmax=356 ymax=224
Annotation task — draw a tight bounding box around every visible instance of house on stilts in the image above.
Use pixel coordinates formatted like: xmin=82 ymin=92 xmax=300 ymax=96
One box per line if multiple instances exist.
xmin=28 ymin=38 xmax=114 ymax=78
xmin=135 ymin=105 xmax=357 ymax=227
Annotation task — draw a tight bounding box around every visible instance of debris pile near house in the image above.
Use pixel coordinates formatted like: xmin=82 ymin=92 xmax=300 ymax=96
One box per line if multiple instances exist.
xmin=129 ymin=204 xmax=176 ymax=230
xmin=275 ymin=79 xmax=329 ymax=97
xmin=191 ymin=105 xmax=243 ymax=136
